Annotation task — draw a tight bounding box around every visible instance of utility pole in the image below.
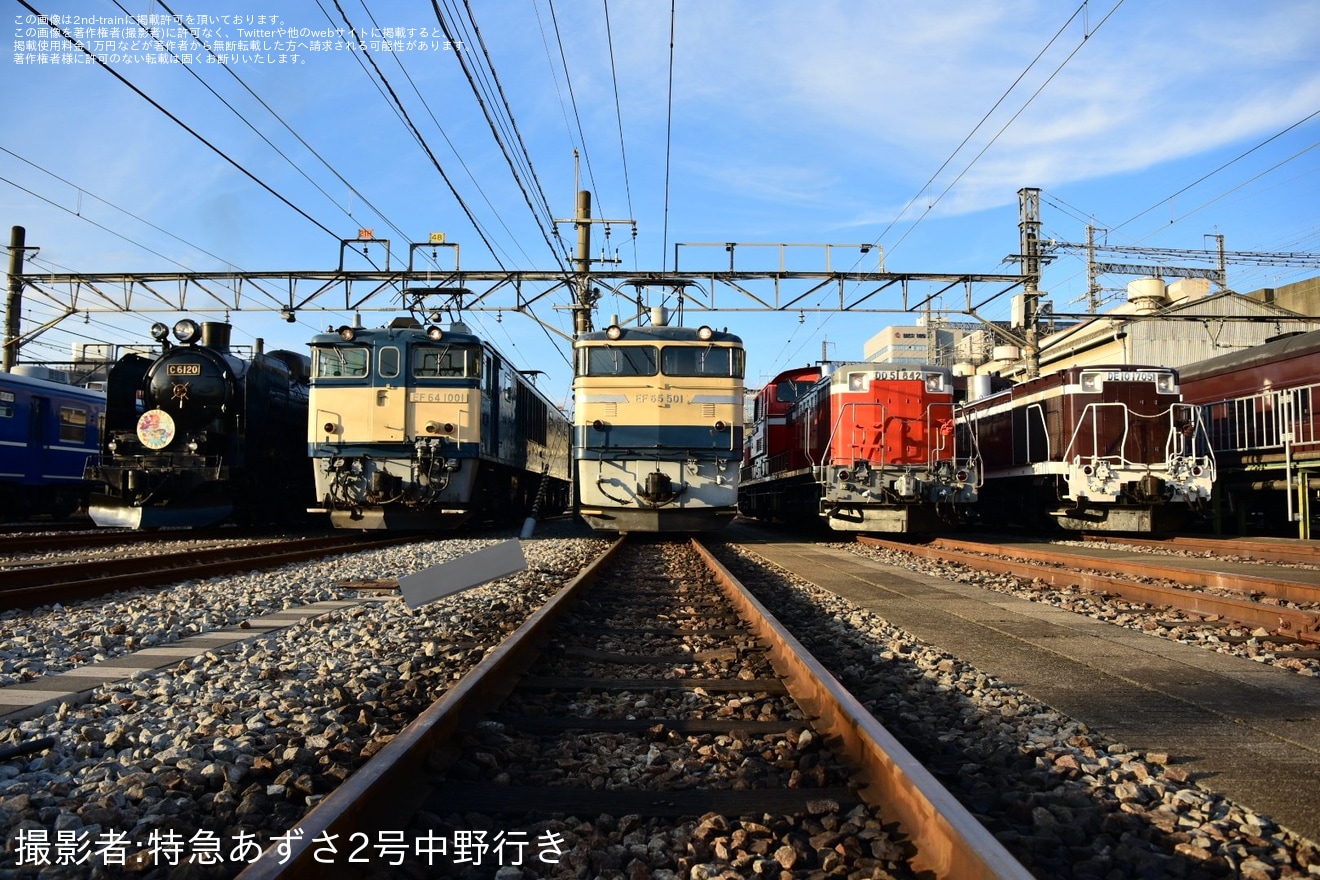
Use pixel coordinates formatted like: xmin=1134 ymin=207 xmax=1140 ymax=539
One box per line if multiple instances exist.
xmin=1018 ymin=188 xmax=1043 ymax=378
xmin=571 ymin=190 xmax=596 ymax=336
xmin=4 ymin=226 xmax=26 ymax=372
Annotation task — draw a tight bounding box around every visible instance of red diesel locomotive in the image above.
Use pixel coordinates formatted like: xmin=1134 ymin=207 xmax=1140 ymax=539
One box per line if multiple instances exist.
xmin=957 ymin=364 xmax=1215 ymax=532
xmin=741 ymin=362 xmax=979 ymax=532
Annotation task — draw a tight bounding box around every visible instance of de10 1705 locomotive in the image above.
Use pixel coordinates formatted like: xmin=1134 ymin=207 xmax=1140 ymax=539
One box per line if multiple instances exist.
xmin=740 ymin=363 xmax=979 ymax=532
xmin=307 ymin=316 xmax=571 ymax=529
xmin=85 ymin=319 xmax=313 ymax=528
xmin=573 ymin=311 xmax=745 ymax=532
xmin=957 ymin=365 xmax=1215 ymax=532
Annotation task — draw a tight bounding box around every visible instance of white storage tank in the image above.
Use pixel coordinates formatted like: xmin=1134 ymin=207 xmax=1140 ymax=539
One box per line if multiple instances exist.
xmin=1127 ymin=277 xmax=1168 ymax=313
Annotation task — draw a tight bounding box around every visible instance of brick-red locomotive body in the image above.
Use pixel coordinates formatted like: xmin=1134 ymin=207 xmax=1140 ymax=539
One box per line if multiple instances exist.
xmin=1177 ymin=329 xmax=1320 ymax=534
xmin=741 ymin=363 xmax=978 ymax=532
xmin=957 ymin=365 xmax=1214 ymax=532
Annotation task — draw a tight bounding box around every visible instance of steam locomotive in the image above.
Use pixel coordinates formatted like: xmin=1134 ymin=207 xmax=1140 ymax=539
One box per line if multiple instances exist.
xmin=84 ymin=319 xmax=313 ymax=528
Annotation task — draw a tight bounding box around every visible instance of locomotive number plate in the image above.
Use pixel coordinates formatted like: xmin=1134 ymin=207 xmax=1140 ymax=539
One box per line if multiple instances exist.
xmin=635 ymin=393 xmax=685 ymax=404
xmin=1102 ymin=370 xmax=1159 ymax=382
xmin=167 ymin=364 xmax=203 ymax=375
xmin=872 ymin=370 xmax=925 ymax=381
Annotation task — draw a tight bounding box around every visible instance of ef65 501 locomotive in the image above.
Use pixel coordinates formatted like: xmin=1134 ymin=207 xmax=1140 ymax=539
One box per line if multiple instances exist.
xmin=308 ymin=316 xmax=570 ymax=529
xmin=573 ymin=313 xmax=744 ymax=532
xmin=85 ymin=319 xmax=313 ymax=528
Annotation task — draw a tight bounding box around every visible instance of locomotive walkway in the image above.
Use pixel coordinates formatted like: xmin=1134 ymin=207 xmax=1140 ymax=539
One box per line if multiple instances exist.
xmin=724 ymin=522 xmax=1320 ymax=844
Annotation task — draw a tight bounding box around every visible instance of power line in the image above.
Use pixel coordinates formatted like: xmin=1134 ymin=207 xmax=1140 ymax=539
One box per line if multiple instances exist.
xmin=15 ymin=0 xmax=341 ymax=241
xmin=428 ymin=0 xmax=567 ymax=269
xmin=884 ymin=0 xmax=1129 ymax=260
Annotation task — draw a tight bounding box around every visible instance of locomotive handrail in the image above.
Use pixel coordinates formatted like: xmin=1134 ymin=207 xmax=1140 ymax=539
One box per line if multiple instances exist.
xmin=1023 ymin=402 xmax=1050 ymax=463
xmin=818 ymin=400 xmax=890 ymax=468
xmin=1064 ymin=402 xmax=1133 ymax=468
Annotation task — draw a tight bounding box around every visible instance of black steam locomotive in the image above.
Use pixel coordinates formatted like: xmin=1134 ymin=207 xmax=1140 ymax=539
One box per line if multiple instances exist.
xmin=85 ymin=319 xmax=313 ymax=528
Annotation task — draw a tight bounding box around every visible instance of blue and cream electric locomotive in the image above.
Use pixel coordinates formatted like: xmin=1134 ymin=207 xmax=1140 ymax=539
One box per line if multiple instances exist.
xmin=307 ymin=316 xmax=571 ymax=529
xmin=573 ymin=310 xmax=745 ymax=532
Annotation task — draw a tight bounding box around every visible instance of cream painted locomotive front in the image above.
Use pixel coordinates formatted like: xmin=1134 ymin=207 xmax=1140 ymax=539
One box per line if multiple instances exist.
xmin=310 ymin=383 xmax=482 ymax=528
xmin=575 ymin=387 xmax=741 ymax=531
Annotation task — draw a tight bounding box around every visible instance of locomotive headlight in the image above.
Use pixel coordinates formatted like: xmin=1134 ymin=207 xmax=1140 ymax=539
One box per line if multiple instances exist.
xmin=1080 ymin=373 xmax=1101 ymax=392
xmin=149 ymin=322 xmax=169 ymax=341
xmin=426 ymin=325 xmax=444 ymax=341
xmin=1157 ymin=374 xmax=1175 ymax=393
xmin=186 ymin=440 xmax=199 ymax=452
xmin=172 ymin=319 xmax=200 ymax=343
xmin=337 ymin=326 xmax=357 ymax=342
xmin=605 ymin=325 xmax=623 ymax=340
xmin=924 ymin=373 xmax=945 ymax=392
xmin=697 ymin=325 xmax=713 ymax=340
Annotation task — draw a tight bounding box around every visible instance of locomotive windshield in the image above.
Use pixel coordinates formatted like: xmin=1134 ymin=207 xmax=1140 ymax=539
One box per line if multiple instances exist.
xmin=776 ymin=379 xmax=815 ymax=402
xmin=579 ymin=345 xmax=659 ymax=377
xmin=661 ymin=345 xmax=746 ymax=378
xmin=313 ymin=346 xmax=370 ymax=379
xmin=413 ymin=345 xmax=479 ymax=378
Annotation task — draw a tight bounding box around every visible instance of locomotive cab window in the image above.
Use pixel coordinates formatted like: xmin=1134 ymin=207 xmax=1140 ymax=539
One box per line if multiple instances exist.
xmin=661 ymin=345 xmax=745 ymax=378
xmin=578 ymin=345 xmax=659 ymax=377
xmin=413 ymin=346 xmax=475 ymax=378
xmin=378 ymin=346 xmax=400 ymax=380
xmin=0 ymin=390 xmax=12 ymax=418
xmin=313 ymin=346 xmax=370 ymax=379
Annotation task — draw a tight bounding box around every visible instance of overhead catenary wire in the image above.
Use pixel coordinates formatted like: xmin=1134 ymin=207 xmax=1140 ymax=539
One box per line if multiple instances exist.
xmin=327 ymin=0 xmax=512 ymax=270
xmin=429 ymin=0 xmax=568 ymax=270
xmin=14 ymin=0 xmax=342 ymax=242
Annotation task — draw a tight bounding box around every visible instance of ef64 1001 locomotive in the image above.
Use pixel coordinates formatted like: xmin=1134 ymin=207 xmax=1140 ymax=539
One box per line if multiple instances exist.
xmin=307 ymin=316 xmax=570 ymax=529
xmin=85 ymin=319 xmax=313 ymax=528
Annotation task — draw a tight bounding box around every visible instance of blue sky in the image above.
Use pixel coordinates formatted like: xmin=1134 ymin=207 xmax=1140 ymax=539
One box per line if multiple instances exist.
xmin=5 ymin=0 xmax=1319 ymax=406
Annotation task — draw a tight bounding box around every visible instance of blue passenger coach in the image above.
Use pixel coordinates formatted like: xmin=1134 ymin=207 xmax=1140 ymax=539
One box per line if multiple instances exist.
xmin=0 ymin=370 xmax=105 ymax=518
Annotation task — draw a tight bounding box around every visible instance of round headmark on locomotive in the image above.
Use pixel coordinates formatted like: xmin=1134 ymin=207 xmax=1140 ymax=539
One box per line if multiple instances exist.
xmin=136 ymin=409 xmax=177 ymax=450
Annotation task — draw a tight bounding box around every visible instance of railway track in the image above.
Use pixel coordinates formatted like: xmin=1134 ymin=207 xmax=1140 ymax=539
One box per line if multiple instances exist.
xmin=861 ymin=534 xmax=1320 ymax=642
xmin=237 ymin=536 xmax=1031 ymax=879
xmin=1081 ymin=533 xmax=1320 ymax=566
xmin=0 ymin=532 xmax=432 ymax=610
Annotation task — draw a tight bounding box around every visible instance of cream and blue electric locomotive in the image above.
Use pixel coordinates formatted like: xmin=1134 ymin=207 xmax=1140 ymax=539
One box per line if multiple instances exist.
xmin=573 ymin=309 xmax=744 ymax=532
xmin=307 ymin=316 xmax=571 ymax=529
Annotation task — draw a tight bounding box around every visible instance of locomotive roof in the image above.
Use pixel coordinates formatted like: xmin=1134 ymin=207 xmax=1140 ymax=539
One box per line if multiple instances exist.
xmin=309 ymin=324 xmax=481 ymax=346
xmin=1177 ymin=327 xmax=1320 ymax=382
xmin=576 ymin=325 xmax=742 ymax=344
xmin=0 ymin=369 xmax=105 ymax=399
